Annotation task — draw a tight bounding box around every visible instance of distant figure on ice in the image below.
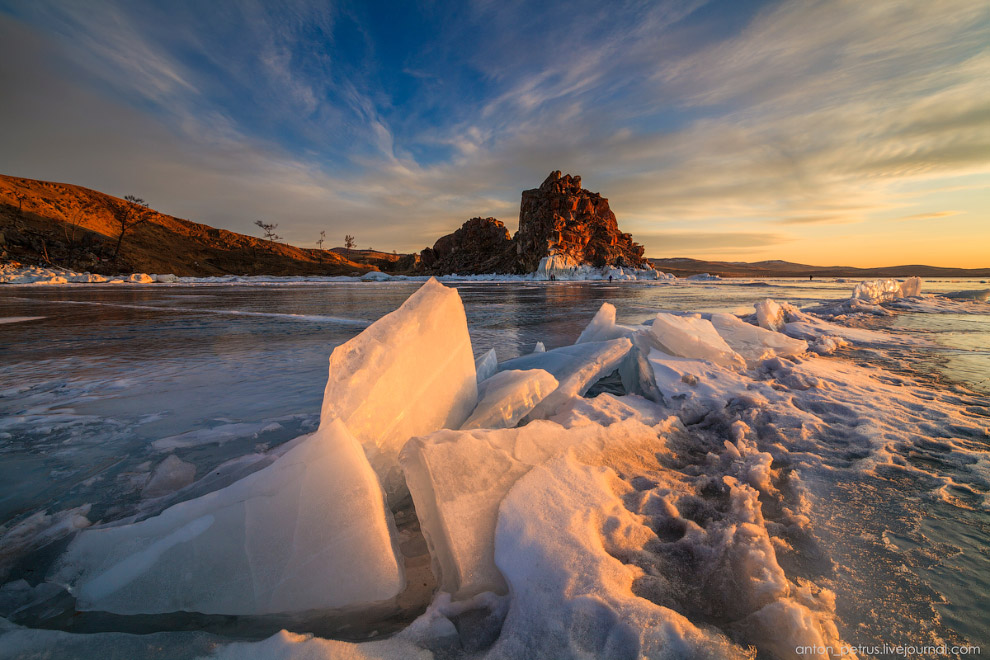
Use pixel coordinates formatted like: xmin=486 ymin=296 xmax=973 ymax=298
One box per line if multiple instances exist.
xmin=809 ymin=275 xmax=813 ymax=281
xmin=608 ymin=275 xmax=613 ymax=283
xmin=550 ymin=273 xmax=556 ymax=281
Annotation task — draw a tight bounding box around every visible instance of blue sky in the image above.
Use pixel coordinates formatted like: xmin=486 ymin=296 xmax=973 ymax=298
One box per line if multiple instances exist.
xmin=1 ymin=0 xmax=988 ymax=266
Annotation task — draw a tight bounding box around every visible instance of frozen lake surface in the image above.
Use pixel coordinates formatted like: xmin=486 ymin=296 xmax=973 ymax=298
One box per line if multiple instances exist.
xmin=0 ymin=277 xmax=988 ymax=658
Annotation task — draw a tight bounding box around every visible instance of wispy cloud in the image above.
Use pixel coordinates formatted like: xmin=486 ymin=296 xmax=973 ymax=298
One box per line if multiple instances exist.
xmin=0 ymin=0 xmax=987 ymax=265
xmin=895 ymin=211 xmax=961 ymax=222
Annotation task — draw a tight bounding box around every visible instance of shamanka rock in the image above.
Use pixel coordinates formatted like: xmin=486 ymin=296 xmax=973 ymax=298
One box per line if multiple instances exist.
xmin=420 ymin=171 xmax=648 ymax=275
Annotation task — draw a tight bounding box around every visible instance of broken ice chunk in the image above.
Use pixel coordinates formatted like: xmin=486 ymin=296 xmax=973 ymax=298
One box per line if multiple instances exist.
xmin=399 ymin=419 xmax=659 ymax=599
xmin=710 ymin=313 xmax=807 ymax=364
xmin=755 ymin=299 xmax=785 ymax=331
xmin=52 ymin=419 xmax=404 ymax=616
xmin=649 ymin=313 xmax=746 ymax=369
xmin=852 ymin=277 xmax=922 ymax=303
xmin=496 ymin=338 xmax=633 ymax=419
xmin=461 ymin=369 xmax=558 ymax=430
xmin=475 ymin=348 xmax=498 ymax=383
xmin=320 ymin=278 xmax=478 ymax=494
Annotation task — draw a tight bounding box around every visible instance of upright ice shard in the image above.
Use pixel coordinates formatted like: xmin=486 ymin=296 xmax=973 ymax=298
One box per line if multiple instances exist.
xmin=496 ymin=338 xmax=633 ymax=419
xmin=575 ymin=303 xmax=661 ymax=400
xmin=475 ymin=348 xmax=498 ymax=383
xmin=320 ymin=278 xmax=478 ymax=494
xmin=755 ymin=299 xmax=785 ymax=331
xmin=52 ymin=419 xmax=404 ymax=616
xmin=575 ymin=302 xmax=638 ymax=344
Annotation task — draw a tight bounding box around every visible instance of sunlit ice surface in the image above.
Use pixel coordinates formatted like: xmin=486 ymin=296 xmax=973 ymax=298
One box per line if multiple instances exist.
xmin=0 ymin=277 xmax=987 ymax=657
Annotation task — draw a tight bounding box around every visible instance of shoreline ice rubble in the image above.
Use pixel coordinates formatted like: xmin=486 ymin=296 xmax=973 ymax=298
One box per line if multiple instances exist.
xmin=6 ymin=275 xmax=990 ymax=659
xmin=0 ymin=262 xmax=944 ymax=290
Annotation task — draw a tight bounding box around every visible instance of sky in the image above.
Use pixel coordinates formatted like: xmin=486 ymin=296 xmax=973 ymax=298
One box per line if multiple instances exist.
xmin=0 ymin=0 xmax=988 ymax=267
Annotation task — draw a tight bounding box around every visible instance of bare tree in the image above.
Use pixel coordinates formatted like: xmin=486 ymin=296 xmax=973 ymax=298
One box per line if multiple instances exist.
xmin=9 ymin=192 xmax=27 ymax=230
xmin=316 ymin=230 xmax=326 ymax=263
xmin=254 ymin=220 xmax=282 ymax=245
xmin=107 ymin=195 xmax=150 ymax=263
xmin=344 ymin=234 xmax=355 ymax=254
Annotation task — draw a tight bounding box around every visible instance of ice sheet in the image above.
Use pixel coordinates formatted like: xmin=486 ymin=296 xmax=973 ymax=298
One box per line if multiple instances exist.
xmin=489 ymin=453 xmax=743 ymax=659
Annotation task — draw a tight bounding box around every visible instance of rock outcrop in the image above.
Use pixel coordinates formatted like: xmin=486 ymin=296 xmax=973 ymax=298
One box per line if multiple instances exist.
xmin=514 ymin=171 xmax=646 ymax=272
xmin=421 ymin=217 xmax=513 ymax=275
xmin=421 ymin=171 xmax=648 ymax=275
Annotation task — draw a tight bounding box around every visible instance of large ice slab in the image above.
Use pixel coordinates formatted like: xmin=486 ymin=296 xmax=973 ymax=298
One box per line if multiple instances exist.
xmin=52 ymin=419 xmax=404 ymax=615
xmin=461 ymin=369 xmax=558 ymax=430
xmin=319 ymin=278 xmax=477 ymax=494
xmin=710 ymin=313 xmax=807 ymax=363
xmin=649 ymin=313 xmax=745 ymax=369
xmin=495 ymin=338 xmax=633 ymax=419
xmin=399 ymin=419 xmax=658 ymax=599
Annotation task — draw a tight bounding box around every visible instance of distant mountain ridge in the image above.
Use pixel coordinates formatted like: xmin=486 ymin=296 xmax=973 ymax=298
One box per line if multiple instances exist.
xmin=649 ymin=257 xmax=990 ymax=278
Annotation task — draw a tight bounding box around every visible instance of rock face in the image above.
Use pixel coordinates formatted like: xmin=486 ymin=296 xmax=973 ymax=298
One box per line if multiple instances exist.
xmin=421 ymin=217 xmax=513 ymax=275
xmin=515 ymin=171 xmax=646 ymax=272
xmin=421 ymin=171 xmax=647 ymax=275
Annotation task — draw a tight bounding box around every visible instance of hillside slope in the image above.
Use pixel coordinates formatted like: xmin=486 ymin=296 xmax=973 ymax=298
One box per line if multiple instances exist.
xmin=0 ymin=174 xmax=375 ymax=277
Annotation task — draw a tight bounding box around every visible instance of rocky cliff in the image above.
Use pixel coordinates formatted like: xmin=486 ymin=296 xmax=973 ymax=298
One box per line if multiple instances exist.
xmin=422 ymin=171 xmax=648 ymax=275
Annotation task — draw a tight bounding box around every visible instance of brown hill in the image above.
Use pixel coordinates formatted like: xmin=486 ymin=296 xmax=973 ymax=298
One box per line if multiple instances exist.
xmin=0 ymin=174 xmax=375 ymax=277
xmin=649 ymin=257 xmax=990 ymax=278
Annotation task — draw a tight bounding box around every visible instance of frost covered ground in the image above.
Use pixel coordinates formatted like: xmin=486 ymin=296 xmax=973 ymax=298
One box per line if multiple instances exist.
xmin=0 ymin=277 xmax=988 ymax=659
